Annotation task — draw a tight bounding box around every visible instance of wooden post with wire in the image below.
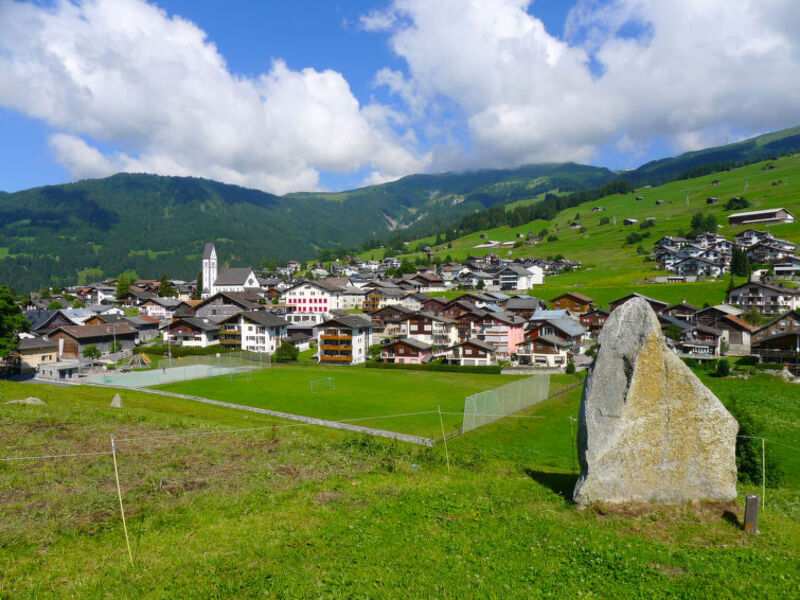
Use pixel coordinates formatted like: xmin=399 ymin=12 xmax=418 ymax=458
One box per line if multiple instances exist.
xmin=762 ymin=437 xmax=766 ymax=510
xmin=110 ymin=434 xmax=134 ymax=566
xmin=437 ymin=402 xmax=451 ymax=473
xmin=569 ymin=417 xmax=577 ymax=473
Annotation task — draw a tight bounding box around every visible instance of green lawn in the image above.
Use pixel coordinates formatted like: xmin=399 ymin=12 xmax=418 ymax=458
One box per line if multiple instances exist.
xmin=154 ymin=365 xmax=528 ymax=439
xmin=1 ymin=372 xmax=799 ymax=598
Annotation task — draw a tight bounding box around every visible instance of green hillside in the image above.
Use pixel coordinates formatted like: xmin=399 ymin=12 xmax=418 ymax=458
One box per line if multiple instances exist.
xmin=0 ymin=165 xmax=612 ymax=292
xmin=378 ymin=154 xmax=800 ymax=308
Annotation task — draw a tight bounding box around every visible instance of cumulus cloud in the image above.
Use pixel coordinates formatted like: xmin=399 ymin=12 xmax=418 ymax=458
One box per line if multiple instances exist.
xmin=373 ymin=0 xmax=800 ymax=169
xmin=0 ymin=0 xmax=428 ymax=193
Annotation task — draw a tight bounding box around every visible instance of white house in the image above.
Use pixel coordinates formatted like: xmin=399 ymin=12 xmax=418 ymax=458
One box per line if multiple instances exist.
xmin=317 ymin=315 xmax=373 ymax=365
xmin=220 ymin=311 xmax=289 ymax=354
xmin=281 ymin=280 xmax=345 ymax=315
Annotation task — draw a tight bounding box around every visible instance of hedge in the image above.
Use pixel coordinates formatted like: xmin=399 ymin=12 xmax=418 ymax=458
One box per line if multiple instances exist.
xmin=366 ymin=360 xmax=501 ymax=374
xmin=133 ymin=343 xmax=237 ymax=358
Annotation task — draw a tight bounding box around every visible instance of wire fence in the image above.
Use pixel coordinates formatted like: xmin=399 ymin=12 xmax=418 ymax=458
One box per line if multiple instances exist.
xmin=85 ymin=351 xmax=271 ymax=387
xmin=461 ymin=374 xmax=550 ymax=434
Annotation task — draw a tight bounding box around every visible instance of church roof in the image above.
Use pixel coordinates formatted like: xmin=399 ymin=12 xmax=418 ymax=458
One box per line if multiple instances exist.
xmin=214 ymin=268 xmax=254 ymax=286
xmin=203 ymin=243 xmax=216 ymax=259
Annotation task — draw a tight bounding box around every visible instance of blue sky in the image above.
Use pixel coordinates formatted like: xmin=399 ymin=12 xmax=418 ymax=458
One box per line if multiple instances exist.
xmin=0 ymin=0 xmax=798 ymax=194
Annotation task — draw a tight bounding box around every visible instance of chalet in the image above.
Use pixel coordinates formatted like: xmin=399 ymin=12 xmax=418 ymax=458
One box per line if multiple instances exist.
xmin=139 ymin=297 xmax=187 ymax=320
xmin=663 ymin=302 xmax=699 ymax=322
xmin=752 ymin=331 xmax=800 ymax=364
xmin=117 ymin=289 xmax=155 ymax=307
xmin=695 ymin=307 xmax=756 ymax=355
xmin=526 ymin=317 xmax=586 ymax=351
xmin=623 ymin=218 xmax=638 ymax=226
xmin=674 ymin=258 xmax=726 ymax=278
xmin=25 ymin=308 xmax=94 ymax=335
xmin=124 ymin=316 xmax=161 ymax=343
xmin=753 ymin=311 xmax=800 ymax=342
xmin=570 ymin=222 xmax=582 ymax=229
xmin=549 ymin=292 xmax=594 ymax=315
xmin=733 ymin=229 xmax=773 ymax=247
xmin=746 ymin=242 xmax=794 ymax=264
xmin=728 ymin=282 xmax=800 ymax=315
xmin=502 ymin=296 xmax=547 ymax=319
xmin=380 ymin=338 xmax=433 ymax=365
xmin=442 ymin=299 xmax=481 ymax=320
xmin=609 ymin=293 xmax=668 ymax=314
xmin=363 ymin=287 xmax=404 ymax=312
xmin=728 ymin=208 xmax=794 ymax=226
xmin=464 ymin=312 xmax=526 ymax=357
xmin=444 ymin=339 xmax=497 ymax=367
xmin=368 ymin=305 xmax=415 ymax=337
xmin=316 ymin=315 xmax=373 ymax=365
xmin=655 ymin=200 xmax=664 ymax=206
xmin=285 ymin=332 xmax=312 ymax=352
xmin=50 ymin=323 xmax=137 ymax=359
xmin=591 ymin=206 xmax=605 ymax=212
xmin=710 ymin=179 xmax=721 ymax=186
xmin=193 ymin=291 xmax=263 ymax=321
xmin=579 ymin=308 xmax=609 ymax=337
xmin=397 ymin=312 xmax=459 ymax=351
xmin=400 ymin=292 xmax=433 ymax=312
xmin=200 ymin=243 xmax=260 ymax=298
xmin=679 ymin=325 xmax=722 ymax=357
xmin=657 ymin=313 xmax=692 ymax=338
xmin=706 ymin=197 xmax=719 ymax=205
xmin=774 ymin=257 xmax=800 ymax=277
xmin=496 ymin=263 xmax=542 ymax=290
xmin=516 ymin=335 xmax=572 ymax=368
xmin=408 ymin=273 xmax=446 ymax=293
xmin=220 ymin=311 xmax=288 ymax=354
xmin=14 ymin=337 xmax=58 ymax=372
xmin=165 ymin=317 xmax=220 ymax=348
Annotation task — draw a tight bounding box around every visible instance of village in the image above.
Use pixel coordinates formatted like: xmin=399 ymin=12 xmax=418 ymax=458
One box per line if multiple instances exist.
xmin=7 ymin=210 xmax=800 ymax=381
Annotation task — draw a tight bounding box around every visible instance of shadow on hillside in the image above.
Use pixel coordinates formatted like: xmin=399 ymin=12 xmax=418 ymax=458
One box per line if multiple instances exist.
xmin=524 ymin=469 xmax=578 ymax=502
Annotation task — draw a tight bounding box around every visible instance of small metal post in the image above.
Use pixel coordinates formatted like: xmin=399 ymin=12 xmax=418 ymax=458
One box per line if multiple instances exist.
xmin=744 ymin=494 xmax=760 ymax=535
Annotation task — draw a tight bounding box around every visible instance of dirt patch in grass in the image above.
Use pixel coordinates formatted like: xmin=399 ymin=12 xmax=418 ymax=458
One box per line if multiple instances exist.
xmin=316 ymin=491 xmax=345 ymax=504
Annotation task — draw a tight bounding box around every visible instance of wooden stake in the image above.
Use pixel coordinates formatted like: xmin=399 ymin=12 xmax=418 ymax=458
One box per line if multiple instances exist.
xmin=569 ymin=417 xmax=576 ymax=473
xmin=762 ymin=437 xmax=766 ymax=510
xmin=438 ymin=402 xmax=450 ymax=473
xmin=111 ymin=434 xmax=134 ymax=566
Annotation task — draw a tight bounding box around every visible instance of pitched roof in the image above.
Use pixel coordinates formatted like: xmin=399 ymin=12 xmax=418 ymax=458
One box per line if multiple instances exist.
xmin=387 ymin=337 xmax=432 ymax=351
xmin=529 ymin=334 xmax=572 ymax=348
xmin=195 ymin=291 xmax=262 ymax=311
xmin=320 ymin=315 xmax=374 ymax=329
xmin=214 ymin=267 xmax=255 ymax=286
xmin=203 ymin=242 xmax=216 ymax=259
xmin=448 ymin=338 xmax=497 ymax=353
xmin=17 ymin=337 xmax=58 ymax=351
xmin=549 ymin=291 xmax=594 ymax=304
xmin=52 ymin=323 xmax=137 ymax=339
xmin=504 ymin=296 xmax=545 ymax=310
xmin=173 ymin=317 xmax=221 ymax=332
xmin=544 ymin=317 xmax=586 ymax=337
xmin=238 ymin=311 xmax=289 ymax=328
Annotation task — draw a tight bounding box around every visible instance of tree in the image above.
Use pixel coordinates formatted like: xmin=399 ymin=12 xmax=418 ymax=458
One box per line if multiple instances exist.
xmin=664 ymin=325 xmax=683 ymax=341
xmin=115 ymin=274 xmax=131 ymax=299
xmin=109 ymin=340 xmax=122 ymax=354
xmin=690 ymin=212 xmax=705 ymax=232
xmin=193 ymin=270 xmax=203 ymax=300
xmin=565 ymin=360 xmax=576 ymax=374
xmin=397 ymin=259 xmax=416 ymax=275
xmin=367 ymin=343 xmax=383 ymax=360
xmin=0 ymin=285 xmax=27 ymax=359
xmin=72 ymin=300 xmax=86 ymax=308
xmin=158 ymin=273 xmax=177 ymax=297
xmin=726 ymin=277 xmax=736 ymax=295
xmin=705 ymin=213 xmax=717 ymax=231
xmin=476 ymin=279 xmax=485 ymax=290
xmin=82 ymin=344 xmax=101 ymax=367
xmin=39 ymin=287 xmax=52 ymax=300
xmin=47 ymin=300 xmax=63 ymax=310
xmin=274 ymin=342 xmax=299 ymax=362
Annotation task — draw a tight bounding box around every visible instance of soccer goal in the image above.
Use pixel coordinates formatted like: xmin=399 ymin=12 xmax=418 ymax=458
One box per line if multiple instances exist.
xmin=310 ymin=377 xmax=335 ymax=393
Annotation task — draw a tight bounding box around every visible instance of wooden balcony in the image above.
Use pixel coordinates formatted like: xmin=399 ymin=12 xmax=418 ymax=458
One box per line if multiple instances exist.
xmin=220 ymin=338 xmax=241 ymax=346
xmin=320 ymin=344 xmax=352 ymax=351
xmin=320 ymin=355 xmax=352 ymax=362
xmin=320 ymin=334 xmax=352 ymax=341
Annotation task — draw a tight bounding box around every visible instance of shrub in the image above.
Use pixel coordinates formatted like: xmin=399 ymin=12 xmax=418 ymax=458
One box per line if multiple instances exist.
xmin=546 ymin=234 xmax=559 ymax=242
xmin=565 ymin=361 xmax=576 ymax=374
xmin=716 ymin=359 xmax=730 ymax=377
xmin=366 ymin=360 xmax=501 ymax=375
xmin=274 ymin=342 xmax=299 ymax=362
xmin=732 ymin=409 xmax=786 ymax=487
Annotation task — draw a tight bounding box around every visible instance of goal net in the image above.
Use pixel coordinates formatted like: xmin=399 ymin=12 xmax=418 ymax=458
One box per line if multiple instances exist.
xmin=461 ymin=374 xmax=550 ymax=434
xmin=310 ymin=377 xmax=335 ymax=393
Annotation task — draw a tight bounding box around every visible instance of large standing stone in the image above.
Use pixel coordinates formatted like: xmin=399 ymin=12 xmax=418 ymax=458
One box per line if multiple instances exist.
xmin=573 ymin=297 xmax=738 ymax=506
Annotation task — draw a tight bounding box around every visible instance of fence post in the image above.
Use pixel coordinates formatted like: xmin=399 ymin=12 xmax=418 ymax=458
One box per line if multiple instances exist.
xmin=110 ymin=434 xmax=134 ymax=566
xmin=438 ymin=402 xmax=451 ymax=473
xmin=762 ymin=437 xmax=766 ymax=510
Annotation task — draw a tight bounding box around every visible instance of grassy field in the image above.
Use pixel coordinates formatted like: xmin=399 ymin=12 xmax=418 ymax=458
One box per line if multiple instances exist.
xmin=379 ymin=155 xmax=800 ymax=309
xmin=154 ymin=364 xmax=531 ymax=439
xmin=1 ymin=371 xmax=799 ymax=598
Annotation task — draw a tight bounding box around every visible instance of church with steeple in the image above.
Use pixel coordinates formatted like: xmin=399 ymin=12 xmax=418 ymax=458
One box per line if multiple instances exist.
xmin=200 ymin=242 xmax=259 ymax=299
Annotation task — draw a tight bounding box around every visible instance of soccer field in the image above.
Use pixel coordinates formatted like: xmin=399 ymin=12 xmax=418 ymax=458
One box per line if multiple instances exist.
xmin=154 ymin=365 xmax=529 ymax=439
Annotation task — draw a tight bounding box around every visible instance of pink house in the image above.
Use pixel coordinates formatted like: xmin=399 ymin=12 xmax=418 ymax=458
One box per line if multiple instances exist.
xmin=472 ymin=312 xmax=526 ymax=357
xmin=380 ymin=338 xmax=433 ymax=364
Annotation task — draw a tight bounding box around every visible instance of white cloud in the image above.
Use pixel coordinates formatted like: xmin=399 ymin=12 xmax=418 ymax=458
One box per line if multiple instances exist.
xmin=0 ymin=0 xmax=428 ymax=194
xmin=372 ymin=0 xmax=800 ymax=169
